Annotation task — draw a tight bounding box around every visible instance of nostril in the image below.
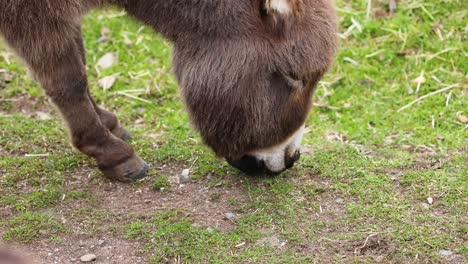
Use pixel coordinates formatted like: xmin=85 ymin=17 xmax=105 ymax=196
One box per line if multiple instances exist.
xmin=285 ymin=149 xmax=301 ymax=169
xmin=293 ymin=150 xmax=301 ymax=162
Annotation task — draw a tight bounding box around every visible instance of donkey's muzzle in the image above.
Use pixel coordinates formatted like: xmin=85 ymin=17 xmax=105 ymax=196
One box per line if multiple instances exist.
xmin=228 ymin=155 xmax=269 ymax=175
xmin=228 ymin=150 xmax=300 ymax=175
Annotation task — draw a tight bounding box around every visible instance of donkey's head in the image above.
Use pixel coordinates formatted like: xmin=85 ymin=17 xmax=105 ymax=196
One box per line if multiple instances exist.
xmin=172 ymin=0 xmax=337 ymax=174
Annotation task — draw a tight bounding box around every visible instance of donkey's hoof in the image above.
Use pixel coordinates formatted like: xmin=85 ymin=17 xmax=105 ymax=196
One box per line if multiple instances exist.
xmin=112 ymin=126 xmax=132 ymax=142
xmin=119 ymin=129 xmax=132 ymax=142
xmin=101 ymin=155 xmax=149 ymax=182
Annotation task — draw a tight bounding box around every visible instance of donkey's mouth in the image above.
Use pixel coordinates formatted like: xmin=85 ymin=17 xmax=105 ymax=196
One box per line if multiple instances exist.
xmin=227 ymin=124 xmax=304 ymax=175
xmin=227 ymin=155 xmax=282 ymax=176
xmin=227 ymin=152 xmax=301 ymax=176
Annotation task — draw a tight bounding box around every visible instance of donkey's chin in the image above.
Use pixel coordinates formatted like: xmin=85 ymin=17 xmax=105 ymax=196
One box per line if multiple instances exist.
xmin=228 ymin=125 xmax=304 ymax=175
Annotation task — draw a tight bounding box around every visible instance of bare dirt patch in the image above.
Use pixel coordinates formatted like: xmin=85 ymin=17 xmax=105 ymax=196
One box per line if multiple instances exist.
xmin=291 ymin=172 xmax=349 ymax=222
xmin=5 ymin=237 xmax=146 ymax=264
xmin=0 ymin=93 xmax=50 ymax=116
xmin=301 ymin=234 xmax=397 ymax=262
xmin=2 ymin=164 xmax=250 ymax=263
xmin=347 ymin=234 xmax=396 ymax=257
xmin=71 ymin=165 xmax=249 ymax=233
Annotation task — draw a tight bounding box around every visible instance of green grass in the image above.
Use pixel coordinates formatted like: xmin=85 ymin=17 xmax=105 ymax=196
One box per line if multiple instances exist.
xmin=0 ymin=0 xmax=466 ymax=262
xmin=2 ymin=212 xmax=67 ymax=243
xmin=151 ymin=175 xmax=170 ymax=192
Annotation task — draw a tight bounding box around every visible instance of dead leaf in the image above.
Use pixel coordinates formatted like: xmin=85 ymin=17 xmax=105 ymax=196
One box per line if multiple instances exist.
xmin=325 ymin=131 xmax=345 ymax=143
xmin=36 ymin=111 xmax=52 ymax=121
xmin=396 ymin=49 xmax=417 ymax=56
xmin=457 ymin=115 xmax=468 ymax=123
xmin=134 ymin=118 xmax=144 ymax=125
xmin=99 ymin=75 xmax=118 ymax=91
xmin=431 ymin=23 xmax=443 ymax=30
xmin=389 ymin=0 xmax=397 ymax=15
xmin=412 ymin=76 xmax=425 ymax=85
xmin=146 ymin=133 xmax=163 ymax=139
xmin=412 ymin=71 xmax=425 ymax=93
xmin=97 ymin=27 xmax=111 ymax=42
xmin=123 ymin=35 xmax=133 ymax=46
xmin=101 ymin=27 xmax=111 ymax=38
xmin=97 ymin=52 xmax=117 ymax=69
xmin=135 ymin=36 xmax=144 ymax=45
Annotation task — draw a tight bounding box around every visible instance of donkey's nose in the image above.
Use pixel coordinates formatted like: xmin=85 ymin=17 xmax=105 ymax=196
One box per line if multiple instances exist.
xmin=228 ymin=153 xmax=300 ymax=175
xmin=227 ymin=155 xmax=271 ymax=175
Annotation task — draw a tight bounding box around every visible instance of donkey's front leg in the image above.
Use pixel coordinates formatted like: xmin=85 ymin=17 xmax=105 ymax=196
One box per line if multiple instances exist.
xmin=74 ymin=33 xmax=132 ymax=142
xmin=34 ymin=45 xmax=148 ymax=182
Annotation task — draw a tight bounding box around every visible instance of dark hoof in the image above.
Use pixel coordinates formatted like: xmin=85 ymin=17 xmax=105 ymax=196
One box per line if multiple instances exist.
xmin=112 ymin=126 xmax=132 ymax=141
xmin=111 ymin=124 xmax=132 ymax=141
xmin=111 ymin=125 xmax=132 ymax=141
xmin=119 ymin=129 xmax=132 ymax=142
xmin=101 ymin=155 xmax=149 ymax=182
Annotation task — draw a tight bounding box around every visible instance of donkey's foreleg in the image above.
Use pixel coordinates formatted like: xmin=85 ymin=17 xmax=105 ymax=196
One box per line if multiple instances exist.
xmin=33 ymin=41 xmax=147 ymax=181
xmin=74 ymin=33 xmax=131 ymax=141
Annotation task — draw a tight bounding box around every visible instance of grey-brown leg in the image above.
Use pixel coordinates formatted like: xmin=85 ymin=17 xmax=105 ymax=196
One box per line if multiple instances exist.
xmin=22 ymin=34 xmax=147 ymax=181
xmin=74 ymin=32 xmax=131 ymax=141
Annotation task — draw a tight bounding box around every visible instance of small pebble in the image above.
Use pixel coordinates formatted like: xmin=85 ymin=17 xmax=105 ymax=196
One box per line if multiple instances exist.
xmin=1 ymin=72 xmax=14 ymax=83
xmin=421 ymin=203 xmax=430 ymax=210
xmin=179 ymin=169 xmax=191 ymax=184
xmin=225 ymin=212 xmax=237 ymax=221
xmin=439 ymin=249 xmax=453 ymax=257
xmin=80 ymin=254 xmax=96 ymax=262
xmin=358 ymin=79 xmax=375 ymax=87
xmin=97 ymin=239 xmax=105 ymax=246
xmin=335 ymin=198 xmax=344 ymax=204
xmin=103 ymin=185 xmax=114 ymax=192
xmin=427 ymin=197 xmax=433 ymax=204
xmin=45 ymin=160 xmax=53 ymax=169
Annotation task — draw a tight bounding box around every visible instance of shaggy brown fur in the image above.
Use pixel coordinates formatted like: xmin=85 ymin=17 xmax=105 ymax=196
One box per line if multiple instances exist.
xmin=0 ymin=0 xmax=337 ymax=180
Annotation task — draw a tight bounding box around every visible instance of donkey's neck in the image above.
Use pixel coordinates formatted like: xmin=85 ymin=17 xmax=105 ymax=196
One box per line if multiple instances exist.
xmin=117 ymin=0 xmax=256 ymax=41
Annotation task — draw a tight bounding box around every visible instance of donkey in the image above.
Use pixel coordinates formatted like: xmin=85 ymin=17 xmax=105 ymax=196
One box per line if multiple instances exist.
xmin=0 ymin=0 xmax=337 ymax=181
